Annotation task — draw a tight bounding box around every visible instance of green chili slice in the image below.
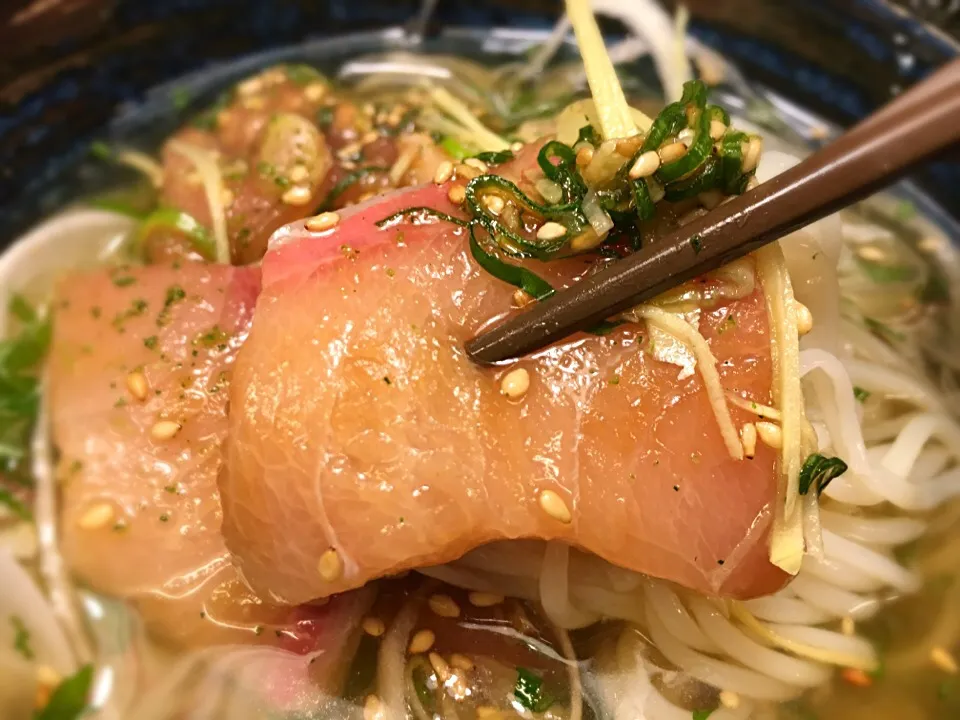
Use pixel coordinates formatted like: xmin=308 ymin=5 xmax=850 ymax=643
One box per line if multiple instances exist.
xmin=468 ymin=225 xmax=555 ymax=300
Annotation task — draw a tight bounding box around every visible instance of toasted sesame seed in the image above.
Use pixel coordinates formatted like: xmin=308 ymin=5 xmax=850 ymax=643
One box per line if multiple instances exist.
xmin=450 ymin=653 xmax=474 ymax=671
xmin=841 ymin=616 xmax=855 ymax=637
xmin=468 ymin=591 xmax=504 ymax=607
xmin=304 ymin=83 xmax=327 ymax=102
xmin=362 ymin=617 xmax=385 ymax=637
xmin=616 ymin=137 xmax=644 ymax=157
xmin=677 ymin=128 xmax=696 ymax=147
xmin=289 ymin=164 xmax=310 ymax=183
xmin=500 ymin=368 xmax=530 ymax=399
xmin=628 ymin=151 xmax=661 ymax=180
xmin=841 ymin=667 xmax=872 ymax=687
xmin=510 ymin=141 xmax=524 ymax=153
xmin=305 ymin=211 xmax=341 ymax=233
xmin=448 ymin=185 xmax=466 ymax=205
xmin=536 ymin=221 xmax=567 ymax=241
xmin=513 ymin=289 xmax=533 ymax=308
xmin=454 ymin=163 xmax=481 ymax=180
xmin=755 ymin=421 xmax=783 ymax=450
xmin=463 ymin=157 xmax=488 ymax=172
xmin=408 ymin=629 xmax=435 ymax=654
xmin=710 ymin=120 xmax=728 ymax=140
xmin=539 ymin=489 xmax=572 ymax=523
xmin=338 ymin=141 xmax=363 ymax=159
xmin=151 ymin=420 xmax=182 ymax=441
xmin=242 ymin=96 xmax=266 ymax=111
xmin=795 ymin=301 xmax=813 ymax=336
xmin=78 ymin=503 xmax=115 ymax=530
xmin=719 ymin=690 xmax=741 ymax=709
xmin=237 ymin=77 xmax=263 ymax=96
xmin=740 ymin=423 xmax=757 ymax=459
xmin=576 ymin=145 xmax=595 ymax=167
xmin=483 ymin=195 xmax=505 ymax=215
xmin=658 ymin=141 xmax=687 ymax=164
xmin=742 ymin=136 xmax=763 ymax=173
xmin=433 ymin=161 xmax=454 ymax=185
xmin=429 ymin=652 xmax=451 ymax=680
xmin=126 ymin=371 xmax=148 ymax=401
xmin=361 ymin=131 xmax=379 ymax=145
xmin=932 ymin=646 xmax=958 ymax=674
xmin=281 ymin=185 xmax=313 ymax=206
xmin=36 ymin=665 xmax=60 ymax=688
xmin=317 ymin=548 xmax=343 ymax=581
xmin=428 ymin=594 xmax=461 ymax=618
xmin=364 ymin=694 xmax=384 ymax=720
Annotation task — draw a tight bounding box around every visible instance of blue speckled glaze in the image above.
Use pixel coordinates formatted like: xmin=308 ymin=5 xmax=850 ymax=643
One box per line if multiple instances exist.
xmin=0 ymin=0 xmax=956 ymax=245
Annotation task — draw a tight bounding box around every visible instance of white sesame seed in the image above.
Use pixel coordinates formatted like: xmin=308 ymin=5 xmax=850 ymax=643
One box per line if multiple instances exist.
xmin=408 ymin=629 xmax=435 ymax=654
xmin=282 ymin=185 xmax=313 ymax=206
xmin=500 ymin=368 xmax=530 ymax=400
xmin=719 ymin=690 xmax=741 ymax=709
xmin=289 ymin=164 xmax=310 ymax=183
xmin=362 ymin=617 xmax=385 ymax=637
xmin=433 ymin=161 xmax=454 ymax=185
xmin=305 ymin=211 xmax=340 ymax=233
xmin=468 ymin=591 xmax=504 ymax=607
xmin=841 ymin=616 xmax=855 ymax=637
xmin=658 ymin=141 xmax=687 ymax=164
xmin=539 ymin=489 xmax=572 ymax=523
xmin=677 ymin=128 xmax=696 ymax=147
xmin=536 ymin=221 xmax=567 ymax=241
xmin=857 ymin=245 xmax=886 ymax=262
xmin=931 ymin=646 xmax=958 ymax=674
xmin=78 ymin=503 xmax=115 ymax=530
xmin=428 ymin=594 xmax=461 ymax=618
xmin=242 ymin=96 xmax=266 ymax=111
xmin=317 ymin=548 xmax=343 ymax=581
xmin=304 ymin=83 xmax=327 ymax=102
xmin=480 ymin=195 xmax=504 ymax=216
xmin=361 ymin=131 xmax=379 ymax=145
xmin=364 ymin=694 xmax=384 ymax=720
xmin=126 ymin=371 xmax=148 ymax=401
xmin=710 ymin=120 xmax=728 ymax=141
xmin=463 ymin=157 xmax=488 ymax=172
xmin=795 ymin=301 xmax=814 ymax=336
xmin=510 ymin=141 xmax=524 ymax=153
xmin=150 ymin=420 xmax=182 ymax=441
xmin=740 ymin=422 xmax=757 ymax=459
xmin=447 ymin=185 xmax=466 ymax=205
xmin=755 ymin=421 xmax=783 ymax=450
xmin=628 ymin=151 xmax=661 ymax=180
xmin=450 ymin=653 xmax=474 ymax=671
xmin=742 ymin=136 xmax=763 ymax=173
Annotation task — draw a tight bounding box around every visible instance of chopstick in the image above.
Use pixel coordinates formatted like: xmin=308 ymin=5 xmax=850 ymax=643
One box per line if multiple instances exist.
xmin=466 ymin=59 xmax=960 ymax=365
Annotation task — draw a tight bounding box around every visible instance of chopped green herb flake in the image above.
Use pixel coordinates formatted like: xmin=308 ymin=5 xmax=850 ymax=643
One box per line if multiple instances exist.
xmin=894 ymin=199 xmax=916 ymax=221
xmin=160 ymin=513 xmax=169 ymax=522
xmin=514 ymin=667 xmax=553 ymax=713
xmin=857 ymin=258 xmax=915 ymax=284
xmin=798 ymin=453 xmax=848 ymax=496
xmin=11 ymin=615 xmax=34 ymax=660
xmin=171 ymin=87 xmax=191 ymax=110
xmin=692 ymin=711 xmax=715 ymax=720
xmin=386 ymin=268 xmax=396 ymax=277
xmin=690 ymin=235 xmax=703 ymax=254
xmin=89 ymin=141 xmax=112 ymax=160
xmin=111 ymin=275 xmax=136 ymax=287
xmin=144 ymin=336 xmax=159 ymax=350
xmin=35 ymin=663 xmax=94 ymax=720
xmin=853 ymin=386 xmax=871 ymax=402
xmin=608 ymin=375 xmax=620 ymax=386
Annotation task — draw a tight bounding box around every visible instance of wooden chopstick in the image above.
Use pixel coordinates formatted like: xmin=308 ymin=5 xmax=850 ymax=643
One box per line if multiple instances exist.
xmin=466 ymin=59 xmax=960 ymax=365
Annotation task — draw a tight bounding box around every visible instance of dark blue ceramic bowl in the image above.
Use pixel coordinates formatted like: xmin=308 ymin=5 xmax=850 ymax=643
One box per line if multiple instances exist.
xmin=1 ymin=0 xmax=957 ymax=245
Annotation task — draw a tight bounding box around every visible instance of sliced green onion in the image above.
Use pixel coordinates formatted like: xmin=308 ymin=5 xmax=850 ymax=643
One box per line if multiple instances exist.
xmin=474 ymin=150 xmax=515 ymax=165
xmin=440 ymin=136 xmax=470 ymax=161
xmin=469 ymin=225 xmax=555 ymax=300
xmin=798 ymin=453 xmax=848 ymax=496
xmin=136 ymin=208 xmax=217 ymax=260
